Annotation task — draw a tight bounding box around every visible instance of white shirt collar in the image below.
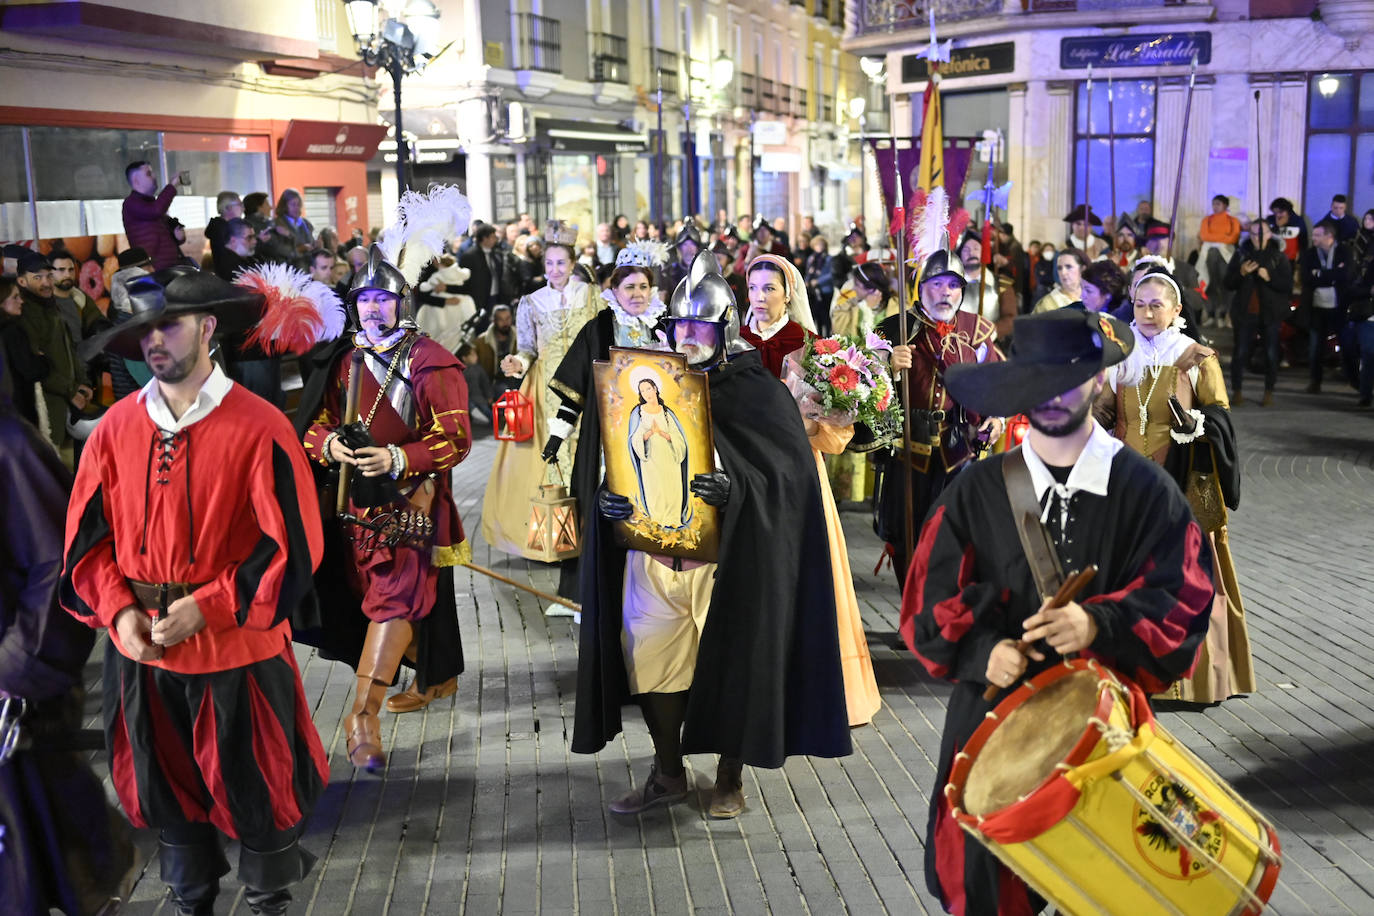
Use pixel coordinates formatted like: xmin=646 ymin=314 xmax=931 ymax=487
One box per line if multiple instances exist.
xmin=1021 ymin=419 xmax=1122 ymax=503
xmin=138 ymin=363 xmax=233 ymax=433
xmin=748 ymin=313 xmax=791 ymax=341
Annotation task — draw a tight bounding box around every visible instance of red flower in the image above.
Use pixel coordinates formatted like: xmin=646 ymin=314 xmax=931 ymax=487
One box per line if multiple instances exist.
xmin=828 ymin=364 xmax=860 ymax=392
xmin=813 ymin=337 xmax=842 ymax=355
xmin=878 ymin=390 xmax=891 ymax=411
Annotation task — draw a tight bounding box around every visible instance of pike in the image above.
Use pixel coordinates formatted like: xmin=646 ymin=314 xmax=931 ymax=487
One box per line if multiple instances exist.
xmin=892 ymin=134 xmax=916 ymax=568
xmin=1107 ymin=73 xmax=1117 ymax=229
xmin=1168 ymin=54 xmax=1200 ymax=244
xmin=336 ymin=350 xmax=365 ymax=516
xmin=1082 ymin=63 xmax=1093 ymax=253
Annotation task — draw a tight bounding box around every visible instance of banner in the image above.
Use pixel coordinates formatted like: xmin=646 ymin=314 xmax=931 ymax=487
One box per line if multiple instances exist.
xmin=865 ymin=138 xmax=976 ymax=237
xmin=917 ymin=80 xmax=944 ymax=196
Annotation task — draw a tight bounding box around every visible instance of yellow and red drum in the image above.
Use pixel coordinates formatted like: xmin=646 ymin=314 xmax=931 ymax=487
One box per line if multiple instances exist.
xmin=946 ymin=658 xmax=1281 ymax=916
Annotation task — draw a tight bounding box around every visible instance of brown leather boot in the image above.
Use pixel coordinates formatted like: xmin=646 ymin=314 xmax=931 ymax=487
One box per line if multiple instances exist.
xmin=385 ymin=676 xmax=458 ymax=714
xmin=709 ymin=757 xmax=745 ymax=819
xmin=345 ymin=619 xmax=413 ymax=773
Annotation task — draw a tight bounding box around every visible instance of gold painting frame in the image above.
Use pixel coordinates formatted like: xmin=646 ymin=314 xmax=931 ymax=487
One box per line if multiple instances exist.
xmin=593 ymin=347 xmax=719 ymax=561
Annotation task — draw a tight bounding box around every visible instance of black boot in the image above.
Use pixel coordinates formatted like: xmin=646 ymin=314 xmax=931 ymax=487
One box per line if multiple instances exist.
xmin=158 ymin=829 xmax=230 ymax=916
xmin=239 ymin=836 xmax=318 ymax=915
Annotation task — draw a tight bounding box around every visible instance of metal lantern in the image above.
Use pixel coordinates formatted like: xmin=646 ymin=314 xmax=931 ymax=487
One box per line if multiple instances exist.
xmin=494 ymin=390 xmax=534 ymax=441
xmin=524 ymin=481 xmax=580 ymax=562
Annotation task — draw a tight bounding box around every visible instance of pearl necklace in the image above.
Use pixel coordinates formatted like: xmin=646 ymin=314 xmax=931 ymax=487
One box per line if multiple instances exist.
xmin=1134 ymin=366 xmax=1165 ymax=438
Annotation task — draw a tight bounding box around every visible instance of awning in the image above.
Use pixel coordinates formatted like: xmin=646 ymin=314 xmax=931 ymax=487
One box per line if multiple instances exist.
xmin=278 ymin=120 xmax=390 ymax=161
xmin=537 ymin=118 xmax=647 ymax=153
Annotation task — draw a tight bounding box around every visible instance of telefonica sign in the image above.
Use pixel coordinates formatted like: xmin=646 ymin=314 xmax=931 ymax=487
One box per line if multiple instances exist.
xmin=901 ymin=42 xmax=1014 ymax=83
xmin=1060 ymin=32 xmax=1212 ymax=69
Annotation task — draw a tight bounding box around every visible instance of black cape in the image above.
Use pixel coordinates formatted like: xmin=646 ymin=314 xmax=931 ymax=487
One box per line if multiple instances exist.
xmin=571 ymin=348 xmax=852 ymax=768
xmin=289 ymin=337 xmax=463 ymax=690
xmin=901 ymin=444 xmax=1215 ymax=914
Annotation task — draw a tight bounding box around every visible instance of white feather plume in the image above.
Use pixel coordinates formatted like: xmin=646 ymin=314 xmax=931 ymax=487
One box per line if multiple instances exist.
xmin=913 ymin=186 xmax=949 ymax=266
xmin=616 ymin=238 xmax=670 ymax=268
xmin=375 ymin=184 xmax=474 ymax=286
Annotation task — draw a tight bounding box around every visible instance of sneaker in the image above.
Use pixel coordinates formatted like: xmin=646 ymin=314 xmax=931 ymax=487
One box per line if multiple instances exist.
xmin=1261 ymin=391 xmax=1275 ymax=407
xmin=545 ymin=602 xmax=578 ymax=618
xmin=608 ymin=764 xmax=689 ymax=815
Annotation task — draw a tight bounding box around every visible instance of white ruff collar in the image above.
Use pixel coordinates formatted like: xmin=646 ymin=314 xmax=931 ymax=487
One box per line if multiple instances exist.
xmin=1115 ymin=319 xmax=1189 ymax=388
xmin=603 ymin=287 xmax=666 ymax=328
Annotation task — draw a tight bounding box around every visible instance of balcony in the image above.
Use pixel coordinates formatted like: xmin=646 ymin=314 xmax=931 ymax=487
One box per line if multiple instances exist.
xmin=820 ymin=93 xmax=835 ymax=122
xmin=851 ymin=0 xmax=1194 ymax=38
xmin=779 ymin=85 xmax=793 ymax=116
xmin=796 ymin=87 xmax=810 ymax=119
xmin=760 ymin=78 xmax=779 ymax=114
xmin=516 ymin=13 xmax=561 ymax=73
xmin=737 ymin=72 xmax=758 ymax=110
xmin=591 ymin=32 xmax=628 ymax=83
xmin=652 ymin=48 xmax=680 ymax=97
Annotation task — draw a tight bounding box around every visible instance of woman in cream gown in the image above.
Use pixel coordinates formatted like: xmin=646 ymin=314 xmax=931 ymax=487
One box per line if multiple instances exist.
xmin=750 ymin=253 xmax=882 ymax=727
xmin=1100 ymin=269 xmax=1255 ymax=703
xmin=482 ymin=227 xmax=600 ymax=566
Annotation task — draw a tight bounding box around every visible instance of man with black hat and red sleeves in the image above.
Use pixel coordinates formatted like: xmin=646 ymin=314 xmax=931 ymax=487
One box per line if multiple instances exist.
xmin=874 ymin=241 xmax=1003 ymax=588
xmin=900 ymin=308 xmax=1215 ymax=916
xmin=63 ymin=270 xmax=328 ymax=915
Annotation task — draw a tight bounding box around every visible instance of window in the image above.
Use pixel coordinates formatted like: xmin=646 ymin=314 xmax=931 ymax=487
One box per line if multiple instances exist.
xmin=1303 ymin=72 xmax=1374 ymax=219
xmin=596 ymin=155 xmax=619 ymax=222
xmin=525 ymin=152 xmax=551 ymax=225
xmin=1073 ymin=78 xmax=1155 ymax=225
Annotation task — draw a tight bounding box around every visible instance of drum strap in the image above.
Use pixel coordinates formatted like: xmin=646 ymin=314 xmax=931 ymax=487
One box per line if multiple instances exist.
xmin=1002 ymin=447 xmax=1066 ymax=600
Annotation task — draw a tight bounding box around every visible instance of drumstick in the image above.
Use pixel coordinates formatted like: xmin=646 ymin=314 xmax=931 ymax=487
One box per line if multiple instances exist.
xmin=982 ymin=565 xmax=1099 ymax=701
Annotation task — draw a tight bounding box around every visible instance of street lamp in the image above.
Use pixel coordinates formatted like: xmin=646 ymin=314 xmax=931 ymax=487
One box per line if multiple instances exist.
xmin=687 ymin=51 xmax=734 ymax=220
xmin=345 ymin=0 xmax=441 ymax=194
xmin=848 ymin=96 xmax=868 ymax=256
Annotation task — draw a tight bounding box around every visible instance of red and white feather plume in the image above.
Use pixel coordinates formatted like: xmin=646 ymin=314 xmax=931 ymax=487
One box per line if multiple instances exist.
xmin=235 ymin=262 xmax=346 ymax=356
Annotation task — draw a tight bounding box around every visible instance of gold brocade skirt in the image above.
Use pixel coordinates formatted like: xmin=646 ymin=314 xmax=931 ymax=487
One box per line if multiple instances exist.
xmin=824 ymin=451 xmax=875 ymax=505
xmin=815 ymin=446 xmax=882 ymax=727
xmin=1158 ymin=473 xmax=1257 ymax=703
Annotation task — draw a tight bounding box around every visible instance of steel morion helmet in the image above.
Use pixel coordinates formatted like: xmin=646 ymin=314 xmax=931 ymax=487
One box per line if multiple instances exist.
xmin=665 ymin=250 xmax=753 ymax=367
xmin=347 ymin=243 xmax=414 ymax=329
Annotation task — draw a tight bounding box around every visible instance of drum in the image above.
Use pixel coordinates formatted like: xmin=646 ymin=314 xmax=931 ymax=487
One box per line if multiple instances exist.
xmin=946 ymin=658 xmax=1281 ymax=916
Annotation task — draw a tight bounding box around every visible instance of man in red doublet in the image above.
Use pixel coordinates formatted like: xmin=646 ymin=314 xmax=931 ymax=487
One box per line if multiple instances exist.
xmin=64 ymin=270 xmax=327 ymax=916
xmin=301 ymin=243 xmax=472 ymax=774
xmin=875 ymin=245 xmax=1005 ymax=587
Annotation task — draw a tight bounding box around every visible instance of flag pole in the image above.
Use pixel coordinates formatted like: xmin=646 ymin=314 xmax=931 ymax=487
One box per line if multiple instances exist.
xmin=1168 ymin=54 xmax=1199 ymax=247
xmin=893 ymin=126 xmax=915 ymax=571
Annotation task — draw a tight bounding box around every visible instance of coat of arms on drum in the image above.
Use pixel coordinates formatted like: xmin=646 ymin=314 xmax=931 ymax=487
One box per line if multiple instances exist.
xmin=1133 ymin=775 xmax=1227 ymax=879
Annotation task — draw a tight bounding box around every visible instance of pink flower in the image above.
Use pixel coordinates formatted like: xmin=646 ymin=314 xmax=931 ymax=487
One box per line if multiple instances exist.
xmin=813 ymin=337 xmax=842 ymax=356
xmin=865 ymin=331 xmax=892 ymax=353
xmin=829 ymin=364 xmax=860 ymax=392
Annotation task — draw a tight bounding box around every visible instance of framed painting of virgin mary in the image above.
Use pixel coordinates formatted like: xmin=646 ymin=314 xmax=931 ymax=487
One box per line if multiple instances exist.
xmin=593 ymin=347 xmax=719 ymax=561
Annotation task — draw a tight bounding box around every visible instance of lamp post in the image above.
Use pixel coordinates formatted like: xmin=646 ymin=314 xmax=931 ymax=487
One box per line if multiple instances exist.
xmin=345 ymin=0 xmax=441 ymax=195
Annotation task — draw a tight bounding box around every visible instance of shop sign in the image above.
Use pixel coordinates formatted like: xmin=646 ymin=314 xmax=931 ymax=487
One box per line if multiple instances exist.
xmin=901 ymin=42 xmax=1015 ymax=83
xmin=278 ymin=120 xmax=390 ymax=160
xmin=759 ymin=151 xmax=802 ymax=173
xmin=1060 ymin=32 xmax=1211 ymax=69
xmin=753 ymin=120 xmax=788 ymax=146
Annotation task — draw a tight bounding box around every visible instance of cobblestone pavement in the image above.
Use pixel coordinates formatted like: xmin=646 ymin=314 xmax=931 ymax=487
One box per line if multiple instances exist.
xmin=98 ymin=369 xmax=1374 ymax=915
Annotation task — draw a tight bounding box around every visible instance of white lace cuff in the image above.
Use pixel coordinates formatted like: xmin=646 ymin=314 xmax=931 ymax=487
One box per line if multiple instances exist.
xmin=548 ymin=416 xmax=575 ymax=440
xmin=1169 ymin=408 xmax=1207 ymax=444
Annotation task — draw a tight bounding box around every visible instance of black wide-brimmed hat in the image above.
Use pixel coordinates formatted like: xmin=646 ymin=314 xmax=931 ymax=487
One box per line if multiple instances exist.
xmin=945 ymin=309 xmax=1134 ymax=417
xmin=1063 ymin=204 xmax=1103 ymax=227
xmin=79 ymin=268 xmax=264 ymax=362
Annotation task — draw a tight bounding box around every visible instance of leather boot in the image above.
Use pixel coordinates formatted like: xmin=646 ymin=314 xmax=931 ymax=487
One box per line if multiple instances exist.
xmin=345 ymin=618 xmax=413 ymax=772
xmin=240 ymin=837 xmax=317 ymax=915
xmin=385 ymin=676 xmax=458 ymax=714
xmin=158 ymin=834 xmax=230 ymax=916
xmin=709 ymin=757 xmax=746 ymax=819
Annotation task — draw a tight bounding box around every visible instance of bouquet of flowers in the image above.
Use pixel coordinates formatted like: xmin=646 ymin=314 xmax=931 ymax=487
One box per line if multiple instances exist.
xmin=782 ymin=332 xmax=903 ymax=440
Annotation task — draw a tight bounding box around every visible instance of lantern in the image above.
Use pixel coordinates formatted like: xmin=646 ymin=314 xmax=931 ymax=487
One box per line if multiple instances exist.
xmin=1005 ymin=414 xmax=1030 ymax=448
xmin=494 ymin=390 xmax=534 ymax=441
xmin=524 ymin=481 xmax=580 ymax=562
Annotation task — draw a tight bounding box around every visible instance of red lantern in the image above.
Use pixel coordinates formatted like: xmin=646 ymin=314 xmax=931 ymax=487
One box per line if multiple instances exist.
xmin=494 ymin=390 xmax=534 ymax=442
xmin=1006 ymin=414 xmax=1030 ymax=447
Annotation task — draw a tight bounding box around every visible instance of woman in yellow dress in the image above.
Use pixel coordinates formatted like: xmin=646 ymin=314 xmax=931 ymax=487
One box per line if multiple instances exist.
xmin=482 ymin=222 xmax=600 ymax=615
xmin=754 ymin=254 xmax=882 ymax=727
xmin=1100 ymin=268 xmax=1255 ymax=703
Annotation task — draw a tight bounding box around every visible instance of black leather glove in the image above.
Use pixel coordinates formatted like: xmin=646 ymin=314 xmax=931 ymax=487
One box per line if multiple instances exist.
xmin=597 ymin=487 xmax=634 ymax=520
xmin=689 ymin=471 xmax=731 ymax=508
xmin=541 ymin=435 xmax=564 ymax=464
xmin=1167 ymin=395 xmax=1197 ymax=436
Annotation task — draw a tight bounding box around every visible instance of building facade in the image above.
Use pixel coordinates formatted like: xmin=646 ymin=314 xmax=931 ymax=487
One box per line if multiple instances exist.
xmin=846 ymin=0 xmax=1374 ymax=257
xmin=385 ymin=0 xmax=878 ymax=243
xmin=0 ymin=0 xmax=379 ymax=252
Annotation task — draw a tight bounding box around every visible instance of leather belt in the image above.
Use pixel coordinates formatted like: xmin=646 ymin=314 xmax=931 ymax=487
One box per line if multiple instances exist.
xmin=128 ymin=579 xmax=208 ymax=613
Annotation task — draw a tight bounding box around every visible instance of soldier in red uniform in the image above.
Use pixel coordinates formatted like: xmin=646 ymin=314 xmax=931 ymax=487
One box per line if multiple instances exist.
xmin=301 ymin=243 xmax=473 ymax=774
xmin=64 ymin=271 xmax=327 ymax=915
xmin=875 ymin=244 xmax=1005 ymax=587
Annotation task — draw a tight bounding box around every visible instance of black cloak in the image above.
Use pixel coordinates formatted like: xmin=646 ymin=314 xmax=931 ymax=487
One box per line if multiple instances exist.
xmin=571 ymin=348 xmax=852 ymax=768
